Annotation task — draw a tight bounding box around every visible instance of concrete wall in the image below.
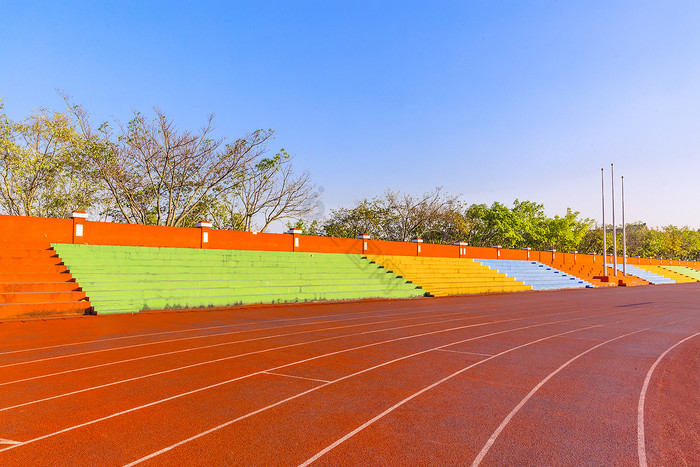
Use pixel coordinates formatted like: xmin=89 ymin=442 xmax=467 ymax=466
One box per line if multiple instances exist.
xmin=2 ymin=213 xmax=698 ymax=269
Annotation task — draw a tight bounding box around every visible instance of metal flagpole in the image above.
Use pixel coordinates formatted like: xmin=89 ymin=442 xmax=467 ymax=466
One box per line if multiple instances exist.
xmin=601 ymin=168 xmax=607 ymax=276
xmin=622 ymin=175 xmax=626 ymax=275
xmin=611 ymin=163 xmax=617 ymax=276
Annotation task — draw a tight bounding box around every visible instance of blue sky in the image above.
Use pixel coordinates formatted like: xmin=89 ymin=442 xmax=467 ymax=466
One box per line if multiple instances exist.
xmin=2 ymin=1 xmax=700 ymax=230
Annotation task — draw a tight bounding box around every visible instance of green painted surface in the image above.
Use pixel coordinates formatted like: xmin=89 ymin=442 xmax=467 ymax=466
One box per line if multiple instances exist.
xmin=53 ymin=244 xmax=424 ymax=314
xmin=665 ymin=266 xmax=700 ymax=281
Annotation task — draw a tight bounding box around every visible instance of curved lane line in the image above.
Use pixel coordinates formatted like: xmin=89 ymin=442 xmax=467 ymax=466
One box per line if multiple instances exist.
xmin=0 ymin=300 xmax=577 ymax=363
xmin=637 ymin=332 xmax=699 ymax=467
xmin=299 ymin=319 xmax=683 ymax=467
xmin=125 ymin=310 xmax=649 ymax=466
xmin=1 ymin=305 xmax=600 ymax=412
xmin=0 ymin=312 xmax=509 ymax=410
xmin=0 ymin=302 xmax=590 ymax=389
xmin=0 ymin=308 xmax=627 ymax=454
xmin=0 ymin=307 xmax=461 ymax=368
xmin=471 ymin=324 xmax=695 ymax=466
xmin=0 ymin=304 xmax=430 ymax=357
xmin=0 ymin=310 xmax=489 ymax=388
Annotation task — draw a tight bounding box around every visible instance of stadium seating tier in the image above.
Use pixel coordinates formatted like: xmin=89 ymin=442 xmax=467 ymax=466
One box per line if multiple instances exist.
xmin=53 ymin=244 xmax=424 ymax=314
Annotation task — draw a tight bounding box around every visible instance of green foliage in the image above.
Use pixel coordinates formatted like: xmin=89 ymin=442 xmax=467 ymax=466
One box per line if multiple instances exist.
xmin=578 ymin=222 xmax=700 ymax=260
xmin=318 ymin=189 xmax=465 ymax=243
xmin=0 ymin=100 xmax=104 ymax=217
xmin=463 ymin=200 xmax=592 ymax=251
xmin=286 ymin=219 xmax=322 ymax=236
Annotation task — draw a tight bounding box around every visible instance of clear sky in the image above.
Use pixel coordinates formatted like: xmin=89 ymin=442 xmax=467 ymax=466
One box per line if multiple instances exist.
xmin=2 ymin=1 xmax=700 ymax=231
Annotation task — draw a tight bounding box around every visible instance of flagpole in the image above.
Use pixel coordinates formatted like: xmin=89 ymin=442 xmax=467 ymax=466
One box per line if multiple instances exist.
xmin=611 ymin=163 xmax=617 ymax=276
xmin=622 ymin=175 xmax=627 ymax=275
xmin=601 ymin=168 xmax=607 ymax=276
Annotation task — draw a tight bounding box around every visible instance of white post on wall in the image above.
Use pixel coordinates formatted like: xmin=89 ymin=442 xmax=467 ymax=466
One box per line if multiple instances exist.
xmin=357 ymin=234 xmax=370 ymax=255
xmin=523 ymin=247 xmax=531 ymax=261
xmin=492 ymin=245 xmax=502 ymax=259
xmin=196 ymin=221 xmax=212 ymax=249
xmin=454 ymin=242 xmax=468 ymax=258
xmin=411 ymin=238 xmax=423 ymax=256
xmin=70 ymin=211 xmax=88 ymax=244
xmin=286 ymin=228 xmax=302 ymax=252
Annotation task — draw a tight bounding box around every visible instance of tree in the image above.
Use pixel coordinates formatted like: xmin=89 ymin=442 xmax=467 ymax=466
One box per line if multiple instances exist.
xmin=542 ymin=208 xmax=592 ymax=251
xmin=0 ymin=100 xmax=103 ymax=218
xmin=379 ymin=188 xmax=463 ymax=242
xmin=218 ymin=151 xmax=320 ymax=232
xmin=321 ymin=198 xmax=392 ymax=239
xmin=68 ymin=100 xmax=273 ymax=227
xmin=463 ymin=200 xmax=592 ymax=250
xmin=463 ymin=200 xmax=534 ymax=248
xmin=318 ymin=188 xmax=464 ymax=243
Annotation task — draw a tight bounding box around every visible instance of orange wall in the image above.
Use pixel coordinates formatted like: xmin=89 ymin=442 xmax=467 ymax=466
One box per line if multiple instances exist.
xmin=0 ymin=214 xmax=72 ymax=247
xmin=2 ymin=213 xmax=699 ymax=269
xmin=208 ymin=229 xmax=291 ymax=252
xmin=82 ymin=221 xmax=200 ymax=248
xmin=367 ymin=239 xmax=416 ymax=256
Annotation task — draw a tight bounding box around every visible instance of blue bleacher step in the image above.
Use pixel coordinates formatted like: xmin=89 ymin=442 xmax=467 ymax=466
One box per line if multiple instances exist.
xmin=475 ymin=259 xmax=593 ymax=290
xmin=607 ymin=264 xmax=675 ymax=285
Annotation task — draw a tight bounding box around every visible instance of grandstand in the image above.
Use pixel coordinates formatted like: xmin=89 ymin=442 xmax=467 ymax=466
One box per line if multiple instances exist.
xmin=0 ymin=213 xmax=698 ymax=320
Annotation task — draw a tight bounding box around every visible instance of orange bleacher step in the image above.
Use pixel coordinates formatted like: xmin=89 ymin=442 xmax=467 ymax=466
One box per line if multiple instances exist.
xmin=0 ymin=248 xmax=60 ymax=259
xmin=0 ymin=301 xmax=92 ymax=320
xmin=0 ymin=291 xmax=86 ymax=304
xmin=0 ymin=282 xmax=82 ymax=293
xmin=0 ymin=272 xmax=75 ymax=283
xmin=0 ymin=263 xmax=68 ymax=274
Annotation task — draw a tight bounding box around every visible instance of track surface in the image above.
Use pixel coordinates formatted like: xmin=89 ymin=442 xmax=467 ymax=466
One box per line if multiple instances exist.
xmin=1 ymin=285 xmax=698 ymax=466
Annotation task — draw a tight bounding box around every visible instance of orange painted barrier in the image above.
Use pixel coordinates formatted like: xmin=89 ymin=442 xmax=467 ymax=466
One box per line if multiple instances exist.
xmin=1 ymin=213 xmax=698 ymax=270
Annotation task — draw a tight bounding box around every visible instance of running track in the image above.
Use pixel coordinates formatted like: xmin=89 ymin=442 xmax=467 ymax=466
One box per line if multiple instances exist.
xmin=0 ymin=285 xmax=698 ymax=466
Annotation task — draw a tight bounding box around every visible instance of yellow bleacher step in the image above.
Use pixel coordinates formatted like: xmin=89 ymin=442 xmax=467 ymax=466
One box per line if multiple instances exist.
xmin=366 ymin=255 xmax=533 ymax=297
xmin=637 ymin=265 xmax=697 ymax=283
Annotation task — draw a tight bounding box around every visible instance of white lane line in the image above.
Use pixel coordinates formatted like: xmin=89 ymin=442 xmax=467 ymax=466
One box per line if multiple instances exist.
xmin=0 ymin=307 xmax=615 ymax=453
xmin=0 ymin=439 xmax=21 ymax=445
xmin=0 ymin=300 xmax=588 ymax=388
xmin=2 ymin=305 xmax=609 ymax=413
xmin=637 ymin=332 xmax=699 ymax=467
xmin=0 ymin=299 xmax=578 ymax=362
xmin=0 ymin=306 xmax=453 ymax=368
xmin=299 ymin=314 xmax=675 ymax=467
xmin=435 ymin=349 xmax=494 ymax=357
xmin=471 ymin=323 xmax=692 ymax=466
xmin=123 ymin=309 xmax=639 ymax=466
xmin=0 ymin=312 xmax=503 ymax=411
xmin=0 ymin=304 xmax=432 ymax=357
xmin=0 ymin=310 xmax=495 ymax=390
xmin=263 ymin=372 xmax=331 ymax=384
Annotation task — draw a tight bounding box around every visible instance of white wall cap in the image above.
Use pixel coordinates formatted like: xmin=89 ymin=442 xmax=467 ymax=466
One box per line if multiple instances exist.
xmin=453 ymin=242 xmax=468 ymax=246
xmin=411 ymin=238 xmax=423 ymax=243
xmin=196 ymin=221 xmax=212 ymax=228
xmin=70 ymin=211 xmax=89 ymax=219
xmin=286 ymin=228 xmax=302 ymax=235
xmin=357 ymin=234 xmax=371 ymax=239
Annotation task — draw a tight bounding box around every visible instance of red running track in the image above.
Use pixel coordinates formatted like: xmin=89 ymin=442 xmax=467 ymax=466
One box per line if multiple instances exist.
xmin=0 ymin=285 xmax=698 ymax=466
